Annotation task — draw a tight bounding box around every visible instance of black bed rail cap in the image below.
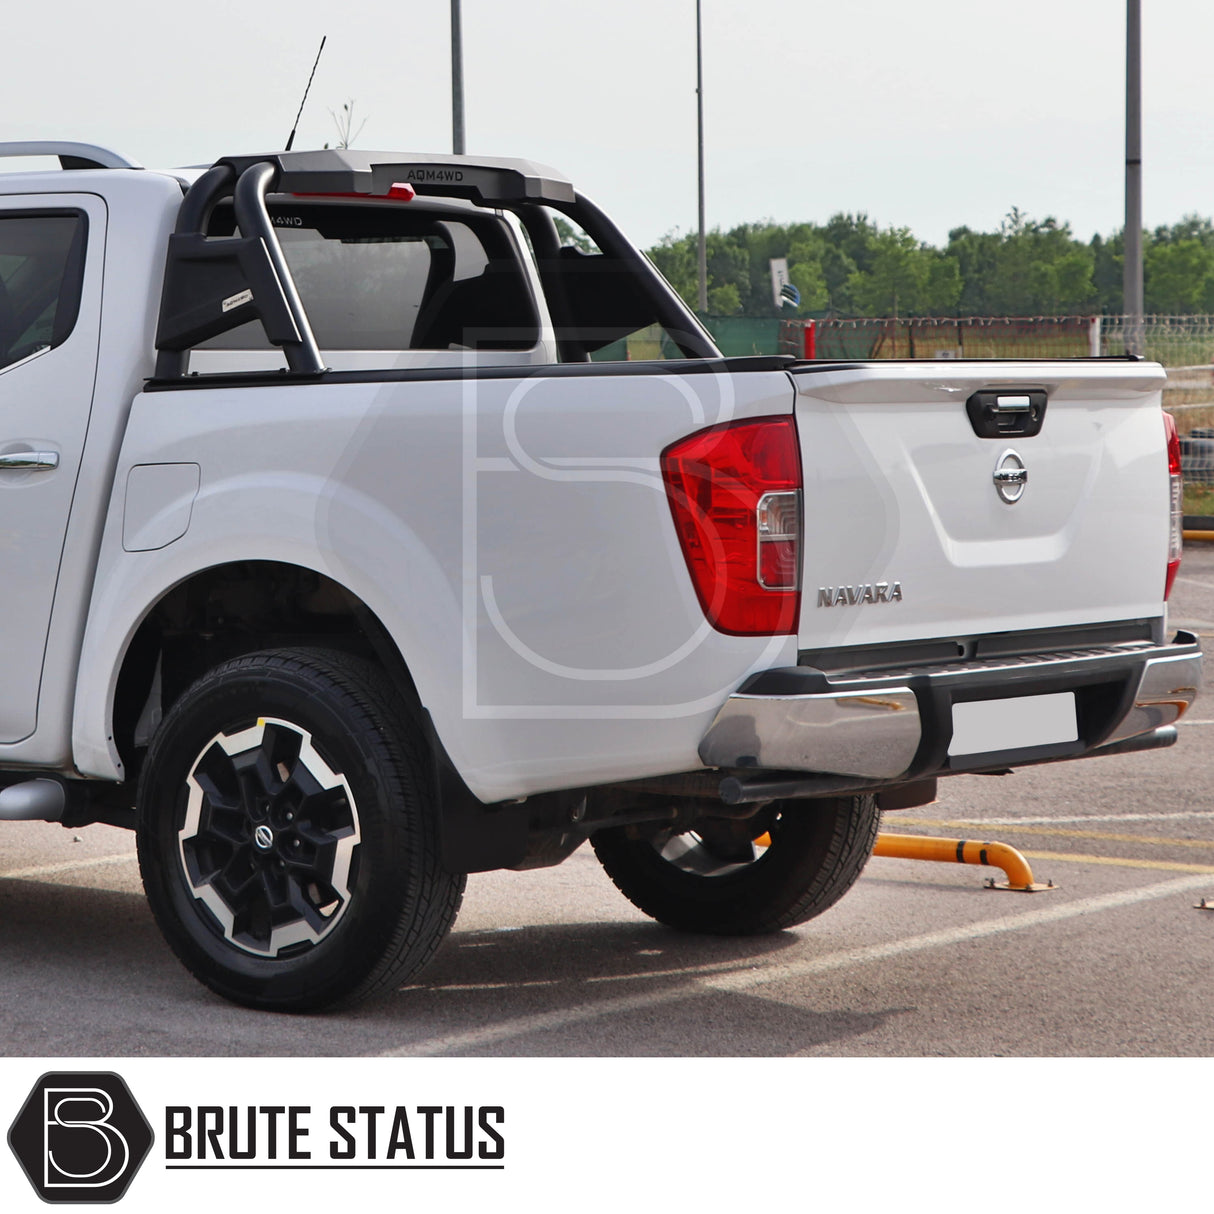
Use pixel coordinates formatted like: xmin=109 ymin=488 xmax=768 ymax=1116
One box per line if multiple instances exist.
xmin=211 ymin=149 xmax=575 ymax=205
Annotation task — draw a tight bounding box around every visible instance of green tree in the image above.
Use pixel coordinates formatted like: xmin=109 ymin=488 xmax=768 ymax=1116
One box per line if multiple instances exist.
xmin=553 ymin=216 xmax=596 ymax=254
xmin=1089 ymin=231 xmax=1122 ymax=313
xmin=1145 ymin=239 xmax=1214 ymax=313
xmin=707 ymin=282 xmax=742 ymax=313
xmin=925 ymin=254 xmax=963 ymax=313
xmin=845 ymin=227 xmax=958 ymax=316
xmin=648 ymin=231 xmax=698 ymax=307
xmin=788 ymin=259 xmax=829 ymax=313
xmin=970 ymin=210 xmax=1095 ymax=314
xmin=646 ymin=206 xmax=1214 ymax=321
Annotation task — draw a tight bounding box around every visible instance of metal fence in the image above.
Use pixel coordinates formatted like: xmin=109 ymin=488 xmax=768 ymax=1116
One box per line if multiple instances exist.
xmin=776 ymin=315 xmax=1101 ymax=361
xmin=621 ymin=313 xmax=1214 ymax=370
xmin=771 ymin=314 xmax=1214 ymax=366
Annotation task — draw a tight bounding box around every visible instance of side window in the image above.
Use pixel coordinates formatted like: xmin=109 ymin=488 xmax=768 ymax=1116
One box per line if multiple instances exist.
xmin=201 ymin=202 xmax=538 ymax=353
xmin=0 ymin=212 xmax=87 ymax=371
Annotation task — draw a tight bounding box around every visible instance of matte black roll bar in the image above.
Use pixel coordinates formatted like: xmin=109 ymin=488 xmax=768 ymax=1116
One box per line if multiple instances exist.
xmin=154 ymin=151 xmax=718 ymax=377
xmin=552 ymin=192 xmax=719 ymax=361
xmin=154 ymin=159 xmax=323 ymax=378
xmin=231 ymin=162 xmax=323 ymax=374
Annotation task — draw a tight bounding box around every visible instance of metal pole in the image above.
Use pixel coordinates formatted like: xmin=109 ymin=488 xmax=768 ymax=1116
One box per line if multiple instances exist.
xmin=451 ymin=0 xmax=466 ymax=155
xmin=696 ymin=0 xmax=708 ymax=314
xmin=1124 ymin=0 xmax=1143 ymax=355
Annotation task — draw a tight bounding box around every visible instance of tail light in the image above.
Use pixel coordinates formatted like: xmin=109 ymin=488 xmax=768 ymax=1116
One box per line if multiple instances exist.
xmin=1164 ymin=411 xmax=1182 ymax=600
xmin=661 ymin=416 xmax=802 ymax=635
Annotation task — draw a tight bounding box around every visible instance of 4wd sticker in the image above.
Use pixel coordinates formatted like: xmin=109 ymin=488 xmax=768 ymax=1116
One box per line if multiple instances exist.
xmin=401 ymin=168 xmax=465 ymax=183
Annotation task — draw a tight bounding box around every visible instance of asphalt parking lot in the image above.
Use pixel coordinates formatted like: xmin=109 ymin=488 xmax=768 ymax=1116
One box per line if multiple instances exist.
xmin=2 ymin=550 xmax=1212 ymax=1058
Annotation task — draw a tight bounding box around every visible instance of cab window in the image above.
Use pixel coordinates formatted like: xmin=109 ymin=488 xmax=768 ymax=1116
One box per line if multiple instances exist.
xmin=201 ymin=202 xmax=539 ymax=353
xmin=0 ymin=212 xmax=86 ymax=371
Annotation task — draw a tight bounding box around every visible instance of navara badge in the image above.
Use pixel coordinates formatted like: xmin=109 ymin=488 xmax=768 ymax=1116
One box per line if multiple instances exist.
xmin=993 ymin=449 xmax=1028 ymax=504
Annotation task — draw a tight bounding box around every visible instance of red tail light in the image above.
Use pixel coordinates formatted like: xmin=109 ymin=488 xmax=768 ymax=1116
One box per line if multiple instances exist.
xmin=661 ymin=416 xmax=802 ymax=635
xmin=1164 ymin=411 xmax=1182 ymax=601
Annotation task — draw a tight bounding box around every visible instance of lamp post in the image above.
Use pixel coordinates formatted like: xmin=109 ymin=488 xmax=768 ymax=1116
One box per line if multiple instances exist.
xmin=1124 ymin=0 xmax=1143 ymax=355
xmin=696 ymin=0 xmax=707 ymax=314
xmin=452 ymin=0 xmax=466 ymax=155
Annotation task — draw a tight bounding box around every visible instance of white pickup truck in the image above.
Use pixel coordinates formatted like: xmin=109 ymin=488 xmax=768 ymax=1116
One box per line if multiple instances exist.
xmin=0 ymin=141 xmax=1200 ymax=1011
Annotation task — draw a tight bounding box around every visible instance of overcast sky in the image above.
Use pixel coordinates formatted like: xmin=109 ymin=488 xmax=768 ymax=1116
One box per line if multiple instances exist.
xmin=6 ymin=1 xmax=1213 ymax=249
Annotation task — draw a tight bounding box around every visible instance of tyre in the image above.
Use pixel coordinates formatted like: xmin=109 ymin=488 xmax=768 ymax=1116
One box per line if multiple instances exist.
xmin=590 ymin=795 xmax=879 ymax=935
xmin=137 ymin=648 xmax=464 ymax=1011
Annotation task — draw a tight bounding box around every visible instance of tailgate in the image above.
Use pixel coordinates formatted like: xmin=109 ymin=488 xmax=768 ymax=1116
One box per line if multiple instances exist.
xmin=793 ymin=361 xmax=1171 ymax=651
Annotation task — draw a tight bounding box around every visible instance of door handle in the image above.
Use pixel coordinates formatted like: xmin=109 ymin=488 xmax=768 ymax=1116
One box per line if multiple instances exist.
xmin=0 ymin=451 xmax=59 ymax=471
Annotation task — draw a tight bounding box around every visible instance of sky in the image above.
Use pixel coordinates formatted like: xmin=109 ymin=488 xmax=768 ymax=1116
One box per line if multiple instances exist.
xmin=5 ymin=0 xmax=1214 ymax=250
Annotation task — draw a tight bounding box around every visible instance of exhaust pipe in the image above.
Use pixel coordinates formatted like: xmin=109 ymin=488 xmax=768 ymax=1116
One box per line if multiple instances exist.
xmin=0 ymin=779 xmax=66 ymax=822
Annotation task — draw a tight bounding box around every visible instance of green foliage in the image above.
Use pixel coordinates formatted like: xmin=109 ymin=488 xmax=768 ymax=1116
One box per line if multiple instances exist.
xmin=707 ymin=282 xmax=742 ymax=313
xmin=646 ymin=207 xmax=1214 ymax=319
xmin=648 ymin=232 xmax=698 ymax=304
xmin=553 ymin=216 xmax=596 ymax=254
xmin=845 ymin=227 xmax=962 ymax=316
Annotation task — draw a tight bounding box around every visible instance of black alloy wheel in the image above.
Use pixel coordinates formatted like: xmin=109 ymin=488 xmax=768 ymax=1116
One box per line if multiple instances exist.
xmin=177 ymin=714 xmax=361 ymax=958
xmin=138 ymin=648 xmax=464 ymax=1011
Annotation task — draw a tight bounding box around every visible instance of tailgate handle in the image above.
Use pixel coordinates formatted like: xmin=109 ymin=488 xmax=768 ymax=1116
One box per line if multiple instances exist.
xmin=966 ymin=389 xmax=1048 ymax=438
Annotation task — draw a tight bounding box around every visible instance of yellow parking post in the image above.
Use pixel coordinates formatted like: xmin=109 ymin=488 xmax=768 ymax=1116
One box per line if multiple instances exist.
xmin=872 ymin=832 xmax=1055 ymax=892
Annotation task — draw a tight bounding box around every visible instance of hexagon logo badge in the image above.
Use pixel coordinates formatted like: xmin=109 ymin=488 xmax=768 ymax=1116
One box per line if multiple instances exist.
xmin=8 ymin=1071 xmax=154 ymax=1203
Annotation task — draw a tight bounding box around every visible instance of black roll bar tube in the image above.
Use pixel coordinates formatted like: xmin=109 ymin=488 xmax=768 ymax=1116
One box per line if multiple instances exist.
xmin=232 ymin=162 xmax=324 ymax=376
xmin=174 ymin=163 xmax=236 ymax=237
xmin=154 ymin=164 xmax=237 ymax=378
xmin=553 ymin=192 xmax=720 ymax=360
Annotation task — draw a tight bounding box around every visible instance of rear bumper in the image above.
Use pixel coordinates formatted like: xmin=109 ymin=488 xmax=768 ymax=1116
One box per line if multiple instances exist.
xmin=698 ymin=630 xmax=1202 ymax=782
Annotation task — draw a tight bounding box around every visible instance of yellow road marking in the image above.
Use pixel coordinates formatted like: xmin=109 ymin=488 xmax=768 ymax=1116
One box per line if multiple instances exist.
xmin=892 ymin=818 xmax=1214 ymax=850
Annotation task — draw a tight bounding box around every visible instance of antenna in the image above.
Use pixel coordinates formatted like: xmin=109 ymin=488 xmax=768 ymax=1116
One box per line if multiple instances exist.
xmin=285 ymin=36 xmax=327 ymax=152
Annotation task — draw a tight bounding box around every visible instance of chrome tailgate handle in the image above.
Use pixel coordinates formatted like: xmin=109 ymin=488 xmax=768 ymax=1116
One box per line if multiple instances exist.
xmin=0 ymin=451 xmax=59 ymax=471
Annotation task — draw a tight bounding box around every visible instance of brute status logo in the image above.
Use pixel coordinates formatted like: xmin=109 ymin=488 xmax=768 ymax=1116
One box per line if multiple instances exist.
xmin=8 ymin=1072 xmax=154 ymax=1203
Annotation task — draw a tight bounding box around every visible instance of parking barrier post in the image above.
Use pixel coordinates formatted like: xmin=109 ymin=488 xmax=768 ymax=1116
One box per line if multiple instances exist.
xmin=872 ymin=832 xmax=1055 ymax=892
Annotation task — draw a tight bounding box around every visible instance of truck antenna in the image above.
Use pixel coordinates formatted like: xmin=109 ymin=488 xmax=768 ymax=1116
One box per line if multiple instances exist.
xmin=285 ymin=36 xmax=327 ymax=152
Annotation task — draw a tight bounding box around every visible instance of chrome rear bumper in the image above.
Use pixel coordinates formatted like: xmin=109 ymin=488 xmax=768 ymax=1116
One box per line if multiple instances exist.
xmin=699 ymin=631 xmax=1202 ymax=781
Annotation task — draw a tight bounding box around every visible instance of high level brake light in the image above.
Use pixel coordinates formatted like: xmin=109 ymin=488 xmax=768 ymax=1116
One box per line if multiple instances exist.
xmin=1165 ymin=410 xmax=1183 ymax=601
xmin=661 ymin=416 xmax=802 ymax=635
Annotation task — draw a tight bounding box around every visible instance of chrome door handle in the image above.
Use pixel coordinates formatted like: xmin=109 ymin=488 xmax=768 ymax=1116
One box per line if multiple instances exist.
xmin=0 ymin=451 xmax=59 ymax=471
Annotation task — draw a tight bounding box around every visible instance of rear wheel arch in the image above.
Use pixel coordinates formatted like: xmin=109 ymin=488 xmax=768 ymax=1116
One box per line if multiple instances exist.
xmin=111 ymin=561 xmax=423 ymax=783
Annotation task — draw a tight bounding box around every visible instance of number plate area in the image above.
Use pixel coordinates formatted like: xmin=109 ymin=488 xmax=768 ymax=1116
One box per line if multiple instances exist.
xmin=948 ymin=691 xmax=1078 ymax=758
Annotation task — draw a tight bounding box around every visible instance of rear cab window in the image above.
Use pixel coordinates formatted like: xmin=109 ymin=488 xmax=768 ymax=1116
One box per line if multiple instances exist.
xmin=190 ymin=198 xmax=547 ymax=372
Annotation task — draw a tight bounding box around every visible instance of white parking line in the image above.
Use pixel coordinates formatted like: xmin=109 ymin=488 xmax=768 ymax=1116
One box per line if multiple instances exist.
xmin=381 ymin=873 xmax=1212 ymax=1057
xmin=705 ymin=874 xmax=1212 ymax=993
xmin=1 ymin=854 xmax=135 ymax=881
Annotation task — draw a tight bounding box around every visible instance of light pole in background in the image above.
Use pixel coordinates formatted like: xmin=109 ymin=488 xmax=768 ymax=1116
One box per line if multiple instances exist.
xmin=451 ymin=0 xmax=466 ymax=155
xmin=696 ymin=0 xmax=708 ymax=314
xmin=1124 ymin=0 xmax=1143 ymax=354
